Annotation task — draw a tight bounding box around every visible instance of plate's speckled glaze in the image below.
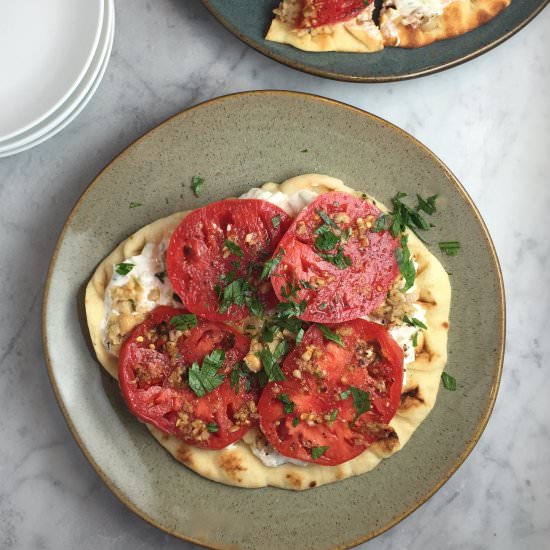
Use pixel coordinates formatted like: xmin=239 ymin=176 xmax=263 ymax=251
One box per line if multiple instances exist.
xmin=43 ymin=91 xmax=505 ymax=549
xmin=201 ymin=0 xmax=548 ymax=82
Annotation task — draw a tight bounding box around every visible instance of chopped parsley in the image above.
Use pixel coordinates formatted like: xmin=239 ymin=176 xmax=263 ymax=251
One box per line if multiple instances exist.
xmin=311 ymin=446 xmax=329 ymax=460
xmin=328 ymin=409 xmax=338 ymax=422
xmin=439 ymin=241 xmax=461 ymax=256
xmin=229 ymin=362 xmax=252 ymax=394
xmin=296 ymin=327 xmax=305 ymax=345
xmin=275 ymin=298 xmax=306 ymax=320
xmin=292 ymin=416 xmax=300 ymax=427
xmin=188 ymin=349 xmax=225 ymax=397
xmin=371 ymin=213 xmax=391 ymax=233
xmin=340 ymin=389 xmax=351 ymax=400
xmin=224 ymin=239 xmax=243 ymax=258
xmin=274 ymin=339 xmax=290 ymax=359
xmin=169 ymin=313 xmax=198 ymax=331
xmin=271 ymin=215 xmax=282 ymax=228
xmin=218 ymin=278 xmax=263 ymax=317
xmin=416 ymin=194 xmax=438 ymax=215
xmin=260 ymin=347 xmax=286 ymax=383
xmin=206 ymin=422 xmax=219 ymax=433
xmin=403 ymin=316 xmax=427 ymax=330
xmin=318 ymin=302 xmax=328 ymax=310
xmin=299 ymin=279 xmax=313 ymax=290
xmin=441 ymin=372 xmax=457 ymax=391
xmin=317 ymin=209 xmax=339 ymax=229
xmin=412 ymin=331 xmax=419 ymax=347
xmin=129 ymin=202 xmax=143 ymax=208
xmin=319 ymin=245 xmax=352 ymax=270
xmin=350 ymin=386 xmax=371 ymax=424
xmin=260 ymin=248 xmax=285 ymax=281
xmin=278 ymin=393 xmax=295 ymax=414
xmin=395 ymin=235 xmax=416 ymax=292
xmin=315 ymin=228 xmax=340 ymax=251
xmin=115 ymin=262 xmax=135 ymax=276
xmin=191 ymin=175 xmax=204 ymax=197
xmin=316 ymin=324 xmax=345 ymax=348
xmin=300 ymin=149 xmax=309 ymax=153
xmin=262 ymin=323 xmax=278 ymax=343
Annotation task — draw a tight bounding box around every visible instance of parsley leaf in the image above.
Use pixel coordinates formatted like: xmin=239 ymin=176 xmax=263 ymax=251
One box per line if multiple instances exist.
xmin=416 ymin=194 xmax=438 ymax=215
xmin=328 ymin=409 xmax=338 ymax=422
xmin=274 ymin=339 xmax=290 ymax=360
xmin=350 ymin=386 xmax=371 ymax=424
xmin=229 ymin=362 xmax=252 ymax=394
xmin=317 ymin=209 xmax=339 ymax=229
xmin=340 ymin=389 xmax=351 ymax=400
xmin=319 ymin=245 xmax=352 ymax=270
xmin=439 ymin=241 xmax=461 ymax=256
xmin=129 ymin=202 xmax=143 ymax=208
xmin=262 ymin=323 xmax=277 ymax=343
xmin=311 ymin=446 xmax=329 ymax=460
xmin=296 ymin=328 xmax=305 ymax=345
xmin=260 ymin=248 xmax=285 ymax=281
xmin=316 ymin=324 xmax=345 ymax=348
xmin=169 ymin=313 xmax=198 ymax=331
xmin=115 ymin=262 xmax=135 ymax=276
xmin=191 ymin=175 xmax=204 ymax=197
xmin=260 ymin=348 xmax=286 ymax=382
xmin=206 ymin=422 xmax=219 ymax=433
xmin=224 ymin=240 xmax=243 ymax=258
xmin=315 ymin=228 xmax=340 ymax=251
xmin=412 ymin=331 xmax=419 ymax=347
xmin=271 ymin=215 xmax=282 ymax=228
xmin=292 ymin=416 xmax=300 ymax=427
xmin=278 ymin=393 xmax=295 ymax=414
xmin=395 ymin=235 xmax=416 ymax=292
xmin=275 ymin=298 xmax=306 ymax=319
xmin=188 ymin=349 xmax=225 ymax=397
xmin=371 ymin=213 xmax=391 ymax=233
xmin=299 ymin=279 xmax=313 ymax=290
xmin=441 ymin=372 xmax=457 ymax=391
xmin=218 ymin=278 xmax=263 ymax=317
xmin=403 ymin=316 xmax=427 ymax=330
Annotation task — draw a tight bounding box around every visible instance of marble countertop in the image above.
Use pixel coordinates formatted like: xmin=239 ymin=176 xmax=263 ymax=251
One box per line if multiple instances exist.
xmin=1 ymin=1 xmax=549 ymax=549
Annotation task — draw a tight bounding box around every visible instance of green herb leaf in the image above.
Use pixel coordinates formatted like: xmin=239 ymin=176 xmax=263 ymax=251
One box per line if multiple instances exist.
xmin=169 ymin=313 xmax=198 ymax=331
xmin=350 ymin=386 xmax=371 ymax=424
xmin=296 ymin=328 xmax=305 ymax=345
xmin=299 ymin=279 xmax=313 ymax=290
xmin=340 ymin=389 xmax=351 ymax=400
xmin=278 ymin=393 xmax=295 ymax=414
xmin=275 ymin=298 xmax=306 ymax=319
xmin=395 ymin=235 xmax=416 ymax=292
xmin=115 ymin=262 xmax=135 ymax=276
xmin=262 ymin=323 xmax=277 ymax=343
xmin=292 ymin=416 xmax=300 ymax=427
xmin=311 ymin=446 xmax=329 ymax=460
xmin=274 ymin=339 xmax=290 ymax=360
xmin=316 ymin=324 xmax=345 ymax=348
xmin=260 ymin=248 xmax=285 ymax=281
xmin=441 ymin=372 xmax=457 ymax=391
xmin=191 ymin=175 xmax=204 ymax=197
xmin=129 ymin=202 xmax=143 ymax=208
xmin=328 ymin=409 xmax=338 ymax=422
xmin=224 ymin=239 xmax=243 ymax=258
xmin=416 ymin=194 xmax=438 ymax=215
xmin=403 ymin=315 xmax=427 ymax=330
xmin=300 ymin=149 xmax=308 ymax=153
xmin=260 ymin=348 xmax=286 ymax=382
xmin=229 ymin=361 xmax=252 ymax=394
xmin=318 ymin=302 xmax=327 ymax=310
xmin=317 ymin=209 xmax=339 ymax=229
xmin=188 ymin=350 xmax=225 ymax=397
xmin=315 ymin=229 xmax=340 ymax=251
xmin=271 ymin=215 xmax=282 ymax=228
xmin=206 ymin=422 xmax=219 ymax=433
xmin=371 ymin=213 xmax=391 ymax=233
xmin=319 ymin=245 xmax=352 ymax=270
xmin=412 ymin=331 xmax=419 ymax=347
xmin=439 ymin=241 xmax=461 ymax=256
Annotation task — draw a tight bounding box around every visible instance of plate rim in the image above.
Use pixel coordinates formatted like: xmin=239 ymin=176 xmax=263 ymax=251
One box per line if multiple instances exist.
xmin=42 ymin=90 xmax=506 ymax=548
xmin=200 ymin=0 xmax=549 ymax=83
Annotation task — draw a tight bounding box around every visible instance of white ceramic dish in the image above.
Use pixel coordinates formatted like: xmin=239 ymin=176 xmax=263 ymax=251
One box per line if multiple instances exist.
xmin=0 ymin=0 xmax=114 ymax=157
xmin=0 ymin=0 xmax=104 ymax=141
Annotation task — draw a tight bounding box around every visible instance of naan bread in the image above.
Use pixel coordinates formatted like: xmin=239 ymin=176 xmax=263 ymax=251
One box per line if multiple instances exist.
xmin=266 ymin=0 xmax=511 ymax=52
xmin=380 ymin=0 xmax=512 ymax=48
xmin=266 ymin=1 xmax=384 ymax=52
xmin=85 ymin=174 xmax=451 ymax=490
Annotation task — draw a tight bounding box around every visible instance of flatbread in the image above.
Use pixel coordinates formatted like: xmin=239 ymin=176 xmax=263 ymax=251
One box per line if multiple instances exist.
xmin=266 ymin=1 xmax=384 ymax=53
xmin=266 ymin=0 xmax=511 ymax=52
xmin=380 ymin=0 xmax=512 ymax=48
xmin=85 ymin=174 xmax=451 ymax=490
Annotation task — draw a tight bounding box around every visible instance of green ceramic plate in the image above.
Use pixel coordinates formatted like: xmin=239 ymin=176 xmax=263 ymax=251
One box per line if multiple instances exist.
xmin=43 ymin=91 xmax=504 ymax=549
xmin=201 ymin=0 xmax=548 ymax=82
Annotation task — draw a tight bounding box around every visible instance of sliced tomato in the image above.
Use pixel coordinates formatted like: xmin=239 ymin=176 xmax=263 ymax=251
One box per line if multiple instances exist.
xmin=167 ymin=199 xmax=291 ymax=322
xmin=270 ymin=192 xmax=399 ymax=323
xmin=119 ymin=306 xmax=258 ymax=449
xmin=258 ymin=320 xmax=404 ymax=466
xmin=297 ymin=0 xmax=370 ymax=28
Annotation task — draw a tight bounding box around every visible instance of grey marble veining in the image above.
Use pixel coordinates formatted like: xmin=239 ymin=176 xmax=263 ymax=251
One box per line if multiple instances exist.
xmin=0 ymin=1 xmax=549 ymax=548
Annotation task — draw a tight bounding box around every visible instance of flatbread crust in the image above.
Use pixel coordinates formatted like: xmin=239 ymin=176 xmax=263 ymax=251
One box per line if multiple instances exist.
xmin=266 ymin=1 xmax=384 ymax=52
xmin=380 ymin=0 xmax=512 ymax=48
xmin=85 ymin=174 xmax=451 ymax=490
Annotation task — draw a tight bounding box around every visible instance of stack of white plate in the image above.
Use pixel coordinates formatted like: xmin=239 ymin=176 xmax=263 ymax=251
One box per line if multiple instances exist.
xmin=0 ymin=0 xmax=115 ymax=158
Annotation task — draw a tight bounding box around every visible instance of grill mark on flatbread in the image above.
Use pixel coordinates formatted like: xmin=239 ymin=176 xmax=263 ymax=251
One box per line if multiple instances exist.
xmin=219 ymin=451 xmax=247 ymax=483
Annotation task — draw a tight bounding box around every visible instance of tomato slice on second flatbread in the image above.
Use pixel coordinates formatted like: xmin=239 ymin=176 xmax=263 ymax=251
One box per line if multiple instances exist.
xmin=270 ymin=191 xmax=399 ymax=323
xmin=167 ymin=199 xmax=291 ymax=322
xmin=297 ymin=0 xmax=370 ymax=28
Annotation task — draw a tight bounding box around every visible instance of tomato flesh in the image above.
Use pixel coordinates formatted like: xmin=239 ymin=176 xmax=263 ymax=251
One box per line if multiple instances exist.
xmin=119 ymin=306 xmax=258 ymax=449
xmin=270 ymin=192 xmax=399 ymax=323
xmin=258 ymin=320 xmax=404 ymax=465
xmin=167 ymin=199 xmax=291 ymax=322
xmin=297 ymin=0 xmax=370 ymax=28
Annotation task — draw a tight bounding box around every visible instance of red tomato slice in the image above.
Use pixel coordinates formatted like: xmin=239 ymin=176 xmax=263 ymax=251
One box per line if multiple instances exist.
xmin=270 ymin=192 xmax=399 ymax=323
xmin=258 ymin=320 xmax=404 ymax=466
xmin=297 ymin=0 xmax=370 ymax=28
xmin=167 ymin=199 xmax=291 ymax=322
xmin=119 ymin=306 xmax=258 ymax=450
